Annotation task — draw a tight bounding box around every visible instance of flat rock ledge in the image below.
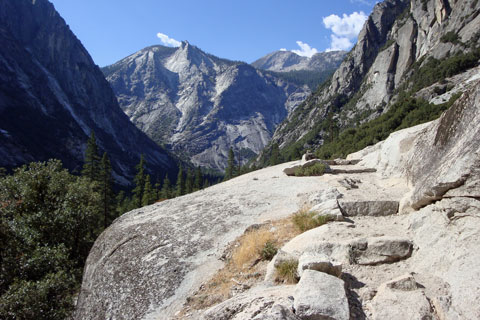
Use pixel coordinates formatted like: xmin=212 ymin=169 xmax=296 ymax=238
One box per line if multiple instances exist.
xmin=338 ymin=200 xmax=399 ymax=217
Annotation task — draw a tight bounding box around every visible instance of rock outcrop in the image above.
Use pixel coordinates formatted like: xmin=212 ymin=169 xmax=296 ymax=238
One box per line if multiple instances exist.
xmin=0 ymin=0 xmax=177 ymax=183
xmin=102 ymin=43 xmax=311 ymax=170
xmin=269 ymin=0 xmax=480 ymax=157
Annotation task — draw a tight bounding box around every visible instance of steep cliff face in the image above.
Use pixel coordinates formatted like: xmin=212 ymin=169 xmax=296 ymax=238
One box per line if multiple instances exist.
xmin=251 ymin=50 xmax=346 ymax=73
xmin=0 ymin=0 xmax=177 ymax=183
xmin=103 ymin=43 xmax=311 ymax=170
xmin=271 ymin=0 xmax=480 ymax=153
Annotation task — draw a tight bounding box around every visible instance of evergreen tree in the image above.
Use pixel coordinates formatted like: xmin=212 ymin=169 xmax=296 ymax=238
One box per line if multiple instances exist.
xmin=185 ymin=168 xmax=194 ymax=194
xmin=99 ymin=152 xmax=115 ymax=228
xmin=176 ymin=164 xmax=186 ymax=197
xmin=142 ymin=175 xmax=156 ymax=206
xmin=194 ymin=167 xmax=202 ymax=191
xmin=270 ymin=143 xmax=280 ymax=166
xmin=132 ymin=155 xmax=146 ymax=208
xmin=160 ymin=175 xmax=172 ymax=199
xmin=82 ymin=131 xmax=100 ymax=181
xmin=225 ymin=147 xmax=236 ymax=180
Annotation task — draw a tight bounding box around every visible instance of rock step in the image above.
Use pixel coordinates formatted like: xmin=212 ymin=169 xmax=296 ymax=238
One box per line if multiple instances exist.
xmin=338 ymin=200 xmax=399 ymax=216
xmin=331 ymin=167 xmax=377 ymax=174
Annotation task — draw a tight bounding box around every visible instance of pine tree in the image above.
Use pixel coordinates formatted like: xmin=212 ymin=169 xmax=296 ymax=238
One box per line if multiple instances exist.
xmin=194 ymin=167 xmax=202 ymax=191
xmin=270 ymin=143 xmax=280 ymax=166
xmin=176 ymin=164 xmax=186 ymax=197
xmin=82 ymin=131 xmax=100 ymax=181
xmin=225 ymin=147 xmax=236 ymax=180
xmin=132 ymin=155 xmax=146 ymax=208
xmin=142 ymin=174 xmax=156 ymax=206
xmin=186 ymin=168 xmax=194 ymax=194
xmin=160 ymin=175 xmax=172 ymax=199
xmin=99 ymin=152 xmax=115 ymax=228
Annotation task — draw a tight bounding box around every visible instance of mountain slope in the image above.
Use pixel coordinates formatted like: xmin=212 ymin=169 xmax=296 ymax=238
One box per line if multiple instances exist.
xmin=267 ymin=0 xmax=480 ymax=160
xmin=252 ymin=50 xmax=346 ymax=73
xmin=0 ymin=0 xmax=177 ymax=184
xmin=103 ymin=43 xmax=311 ymax=170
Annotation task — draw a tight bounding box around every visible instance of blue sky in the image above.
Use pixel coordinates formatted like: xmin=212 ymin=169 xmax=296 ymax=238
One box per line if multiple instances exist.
xmin=49 ymin=0 xmax=377 ymax=67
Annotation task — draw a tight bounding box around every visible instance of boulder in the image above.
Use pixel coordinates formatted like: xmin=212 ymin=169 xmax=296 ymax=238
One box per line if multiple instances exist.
xmin=338 ymin=200 xmax=399 ymax=217
xmin=370 ymin=274 xmax=434 ymax=320
xmin=283 ymin=159 xmax=331 ymax=176
xmin=202 ymin=285 xmax=299 ymax=320
xmin=297 ymin=253 xmax=342 ymax=278
xmin=349 ymin=236 xmax=413 ymax=265
xmin=293 ymin=270 xmax=349 ymax=320
xmin=308 ymin=188 xmax=343 ymax=205
xmin=301 ymin=152 xmax=317 ymax=163
xmin=310 ymin=199 xmax=344 ymax=222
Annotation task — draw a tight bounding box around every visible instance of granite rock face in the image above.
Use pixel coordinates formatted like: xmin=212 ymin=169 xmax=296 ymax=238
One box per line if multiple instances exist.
xmin=0 ymin=0 xmax=177 ymax=183
xmin=270 ymin=0 xmax=480 ymax=153
xmin=103 ymin=43 xmax=311 ymax=170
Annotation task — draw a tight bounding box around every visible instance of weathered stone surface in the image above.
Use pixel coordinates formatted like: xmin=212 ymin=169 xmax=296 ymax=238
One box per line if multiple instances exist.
xmin=338 ymin=200 xmax=399 ymax=216
xmin=408 ymin=197 xmax=480 ymax=319
xmin=350 ymin=236 xmax=413 ymax=265
xmin=308 ymin=187 xmax=343 ymax=205
xmin=75 ymin=164 xmax=338 ymax=320
xmin=310 ymin=199 xmax=344 ymax=222
xmin=404 ymin=80 xmax=480 ymax=210
xmin=202 ymin=285 xmax=298 ymax=320
xmin=370 ymin=278 xmax=434 ymax=320
xmin=283 ymin=159 xmax=331 ymax=176
xmin=294 ymin=270 xmax=349 ymax=320
xmin=297 ymin=253 xmax=342 ymax=278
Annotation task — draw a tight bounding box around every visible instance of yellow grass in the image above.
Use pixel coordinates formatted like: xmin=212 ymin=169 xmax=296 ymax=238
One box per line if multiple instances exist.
xmin=232 ymin=229 xmax=274 ymax=268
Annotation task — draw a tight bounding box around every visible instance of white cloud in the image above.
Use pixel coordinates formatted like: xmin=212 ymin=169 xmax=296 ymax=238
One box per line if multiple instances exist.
xmin=323 ymin=11 xmax=368 ymax=51
xmin=279 ymin=48 xmax=287 ymax=51
xmin=291 ymin=41 xmax=318 ymax=58
xmin=156 ymin=32 xmax=181 ymax=47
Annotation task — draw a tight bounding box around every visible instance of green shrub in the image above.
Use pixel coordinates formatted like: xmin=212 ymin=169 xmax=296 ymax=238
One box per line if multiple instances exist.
xmin=292 ymin=210 xmax=330 ymax=232
xmin=294 ymin=163 xmax=327 ymax=177
xmin=275 ymin=259 xmax=299 ymax=284
xmin=260 ymin=241 xmax=278 ymax=261
xmin=441 ymin=31 xmax=460 ymax=44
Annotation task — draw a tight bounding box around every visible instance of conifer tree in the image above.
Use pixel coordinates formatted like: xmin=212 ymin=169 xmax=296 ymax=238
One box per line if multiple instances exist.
xmin=270 ymin=143 xmax=280 ymax=166
xmin=142 ymin=174 xmax=156 ymax=206
xmin=161 ymin=175 xmax=172 ymax=199
xmin=99 ymin=152 xmax=115 ymax=228
xmin=186 ymin=168 xmax=194 ymax=194
xmin=225 ymin=147 xmax=236 ymax=180
xmin=194 ymin=167 xmax=202 ymax=191
xmin=82 ymin=131 xmax=100 ymax=181
xmin=132 ymin=154 xmax=146 ymax=208
xmin=176 ymin=164 xmax=186 ymax=197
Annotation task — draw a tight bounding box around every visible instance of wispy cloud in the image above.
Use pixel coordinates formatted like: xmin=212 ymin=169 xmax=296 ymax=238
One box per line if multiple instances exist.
xmin=323 ymin=11 xmax=368 ymax=51
xmin=285 ymin=41 xmax=318 ymax=58
xmin=156 ymin=32 xmax=181 ymax=47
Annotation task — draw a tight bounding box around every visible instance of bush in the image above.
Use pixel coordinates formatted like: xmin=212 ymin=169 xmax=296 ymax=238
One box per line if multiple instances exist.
xmin=292 ymin=209 xmax=330 ymax=232
xmin=275 ymin=259 xmax=299 ymax=284
xmin=294 ymin=163 xmax=327 ymax=177
xmin=261 ymin=241 xmax=278 ymax=261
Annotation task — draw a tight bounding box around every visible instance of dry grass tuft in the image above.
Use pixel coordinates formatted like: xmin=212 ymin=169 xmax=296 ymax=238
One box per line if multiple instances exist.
xmin=232 ymin=229 xmax=274 ymax=268
xmin=275 ymin=259 xmax=299 ymax=284
xmin=292 ymin=206 xmax=330 ymax=232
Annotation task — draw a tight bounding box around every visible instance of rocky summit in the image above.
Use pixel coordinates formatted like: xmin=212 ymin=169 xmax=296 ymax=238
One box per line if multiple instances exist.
xmin=252 ymin=50 xmax=347 ymax=73
xmin=0 ymin=0 xmax=177 ymax=183
xmin=102 ymin=42 xmax=311 ymax=170
xmin=75 ymin=76 xmax=480 ymax=319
